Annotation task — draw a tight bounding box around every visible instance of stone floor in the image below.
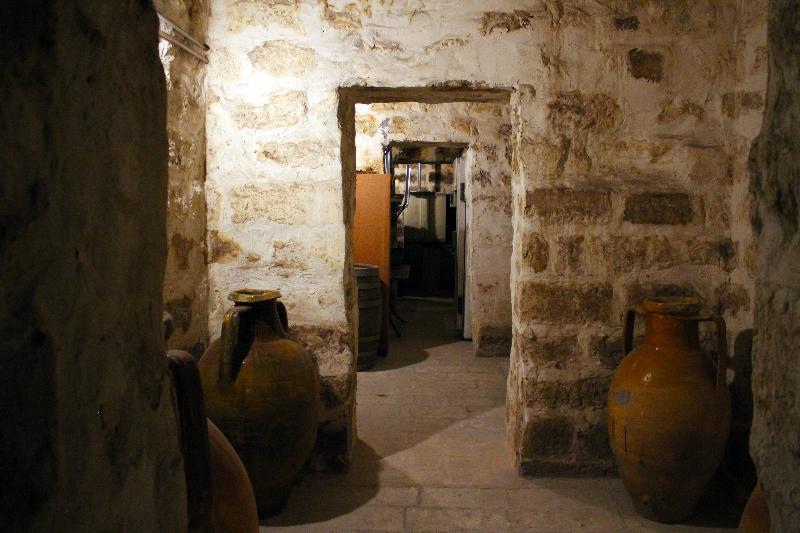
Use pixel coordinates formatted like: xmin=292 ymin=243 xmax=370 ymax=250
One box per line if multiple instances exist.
xmin=263 ymin=299 xmax=738 ymax=532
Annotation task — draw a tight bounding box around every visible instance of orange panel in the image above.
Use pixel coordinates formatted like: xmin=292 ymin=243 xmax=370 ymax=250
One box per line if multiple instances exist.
xmin=354 ymin=173 xmax=391 ymax=352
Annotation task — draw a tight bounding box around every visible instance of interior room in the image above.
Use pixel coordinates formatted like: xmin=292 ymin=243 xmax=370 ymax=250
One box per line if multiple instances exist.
xmin=2 ymin=0 xmax=798 ymax=531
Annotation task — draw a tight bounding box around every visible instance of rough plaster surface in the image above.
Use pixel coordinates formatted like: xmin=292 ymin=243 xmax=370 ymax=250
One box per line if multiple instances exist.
xmin=508 ymin=1 xmax=766 ymax=475
xmin=749 ymin=0 xmax=800 ymax=528
xmin=355 ymin=102 xmax=513 ymax=357
xmin=156 ymin=0 xmax=210 ymax=360
xmin=206 ymin=0 xmax=766 ymax=471
xmin=0 ymin=2 xmax=185 ymax=530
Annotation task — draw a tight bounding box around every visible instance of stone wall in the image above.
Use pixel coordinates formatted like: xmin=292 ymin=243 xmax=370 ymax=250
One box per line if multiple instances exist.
xmin=156 ymin=0 xmax=210 ymax=359
xmin=749 ymin=0 xmax=800 ymax=528
xmin=508 ymin=1 xmax=766 ymax=475
xmin=0 ymin=2 xmax=185 ymax=530
xmin=355 ymin=102 xmax=513 ymax=356
xmin=721 ymin=0 xmax=768 ymax=497
xmin=206 ymin=0 xmax=765 ymax=470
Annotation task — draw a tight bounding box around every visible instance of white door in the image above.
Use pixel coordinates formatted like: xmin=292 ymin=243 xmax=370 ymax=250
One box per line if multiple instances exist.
xmin=454 ymin=155 xmax=471 ymax=339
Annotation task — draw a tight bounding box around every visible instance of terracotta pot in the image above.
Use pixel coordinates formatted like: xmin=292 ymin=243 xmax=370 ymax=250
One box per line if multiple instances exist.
xmin=199 ymin=289 xmax=319 ymax=517
xmin=166 ymin=350 xmax=212 ymax=529
xmin=206 ymin=419 xmax=259 ymax=533
xmin=739 ymin=483 xmax=770 ymax=533
xmin=608 ymin=297 xmax=731 ymax=523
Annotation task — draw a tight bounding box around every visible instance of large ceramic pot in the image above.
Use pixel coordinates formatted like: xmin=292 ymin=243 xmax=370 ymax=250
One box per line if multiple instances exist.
xmin=199 ymin=289 xmax=320 ymax=517
xmin=165 ymin=350 xmax=258 ymax=532
xmin=206 ymin=419 xmax=259 ymax=533
xmin=739 ymin=483 xmax=770 ymax=533
xmin=608 ymin=296 xmax=731 ymax=523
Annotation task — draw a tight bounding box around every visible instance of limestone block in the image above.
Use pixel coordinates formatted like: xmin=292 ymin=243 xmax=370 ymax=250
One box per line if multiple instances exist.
xmin=657 ymin=98 xmax=705 ymax=123
xmin=627 ymin=48 xmax=665 ymax=82
xmin=575 ymin=421 xmax=614 ymax=461
xmin=524 ymin=376 xmax=611 ymax=410
xmin=256 ymin=140 xmax=337 ymax=168
xmin=522 ymin=417 xmax=575 ymax=459
xmin=525 ymin=188 xmax=612 ymax=224
xmin=590 ymin=335 xmax=625 ymax=370
xmin=516 ymin=282 xmax=613 ymax=325
xmin=598 ymin=235 xmax=676 ymax=273
xmin=248 ymin=40 xmax=316 ymax=77
xmin=552 ymin=236 xmax=584 ymax=273
xmin=231 ymin=91 xmax=307 ymax=130
xmin=514 ymin=334 xmax=580 ymax=367
xmin=686 ymin=238 xmax=737 ymax=272
xmin=229 ymin=182 xmax=314 ymax=225
xmin=688 ymin=145 xmax=732 ymax=185
xmin=227 ymin=0 xmax=303 ymax=33
xmin=721 ymin=91 xmax=765 ymax=119
xmin=521 ymin=233 xmax=548 ymax=273
xmin=620 ymin=282 xmax=700 ymax=310
xmin=474 ymin=326 xmax=513 ymax=358
xmin=623 ymin=192 xmax=695 ymax=225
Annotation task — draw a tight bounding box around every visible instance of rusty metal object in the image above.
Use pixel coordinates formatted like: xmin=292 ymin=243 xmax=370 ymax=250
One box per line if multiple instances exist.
xmin=608 ymin=296 xmax=731 ymax=523
xmin=199 ymin=290 xmax=319 ymax=517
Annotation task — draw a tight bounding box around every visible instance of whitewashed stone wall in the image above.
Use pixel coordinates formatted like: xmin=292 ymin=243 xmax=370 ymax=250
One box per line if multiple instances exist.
xmin=206 ymin=0 xmax=766 ymax=470
xmin=355 ymin=102 xmax=513 ymax=356
xmin=156 ymin=0 xmax=211 ymax=359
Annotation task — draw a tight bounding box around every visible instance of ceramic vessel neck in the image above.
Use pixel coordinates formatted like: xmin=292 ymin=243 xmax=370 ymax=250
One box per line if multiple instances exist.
xmin=644 ymin=313 xmax=699 ymax=349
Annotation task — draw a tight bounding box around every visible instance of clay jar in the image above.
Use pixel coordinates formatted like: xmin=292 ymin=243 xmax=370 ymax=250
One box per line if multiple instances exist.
xmin=199 ymin=289 xmax=319 ymax=517
xmin=206 ymin=419 xmax=259 ymax=533
xmin=739 ymin=483 xmax=770 ymax=533
xmin=607 ymin=297 xmax=731 ymax=523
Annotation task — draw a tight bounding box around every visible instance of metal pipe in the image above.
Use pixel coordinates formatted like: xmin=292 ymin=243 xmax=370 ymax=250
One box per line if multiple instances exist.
xmin=157 ymin=12 xmax=210 ymax=52
xmin=417 ymin=162 xmax=422 ymax=192
xmin=393 ymin=165 xmax=411 ymax=224
xmin=159 ymin=30 xmax=209 ymax=64
xmin=384 ymin=146 xmax=392 ymax=176
xmin=405 ymin=165 xmax=411 ymax=206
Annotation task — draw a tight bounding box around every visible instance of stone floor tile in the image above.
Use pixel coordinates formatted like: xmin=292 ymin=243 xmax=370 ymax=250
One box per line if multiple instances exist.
xmin=405 ymin=506 xmax=512 ymax=532
xmin=264 ymin=299 xmax=735 ymax=533
xmin=262 ymin=503 xmax=405 ymax=532
xmin=419 ymin=487 xmax=510 ymax=509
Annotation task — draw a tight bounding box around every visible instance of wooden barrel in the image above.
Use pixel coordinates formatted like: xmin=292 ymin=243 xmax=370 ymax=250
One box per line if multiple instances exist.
xmin=355 ymin=264 xmax=382 ymax=370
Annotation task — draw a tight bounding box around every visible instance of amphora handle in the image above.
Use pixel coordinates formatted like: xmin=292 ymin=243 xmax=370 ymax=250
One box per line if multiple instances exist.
xmin=623 ymin=308 xmax=638 ymax=356
xmin=273 ymin=300 xmax=289 ymax=337
xmin=165 ymin=350 xmax=212 ymax=527
xmin=699 ymin=314 xmax=729 ymax=391
xmin=219 ymin=305 xmax=254 ymax=385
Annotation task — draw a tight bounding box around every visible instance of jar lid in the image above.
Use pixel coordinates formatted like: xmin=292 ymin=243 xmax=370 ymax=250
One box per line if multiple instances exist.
xmin=228 ymin=289 xmax=281 ymax=304
xmin=642 ymin=296 xmax=702 ymax=315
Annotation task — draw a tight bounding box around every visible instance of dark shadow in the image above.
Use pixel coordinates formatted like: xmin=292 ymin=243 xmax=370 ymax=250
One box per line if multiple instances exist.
xmin=681 ymin=477 xmax=744 ymax=529
xmin=359 ymin=345 xmax=430 ymax=371
xmin=261 ymin=439 xmax=384 ymax=526
xmin=359 ymin=297 xmax=462 ymax=371
xmin=720 ymin=328 xmax=757 ymax=502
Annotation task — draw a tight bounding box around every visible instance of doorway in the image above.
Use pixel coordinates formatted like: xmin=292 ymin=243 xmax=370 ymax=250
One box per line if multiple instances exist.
xmin=344 ymin=90 xmax=515 ymax=366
